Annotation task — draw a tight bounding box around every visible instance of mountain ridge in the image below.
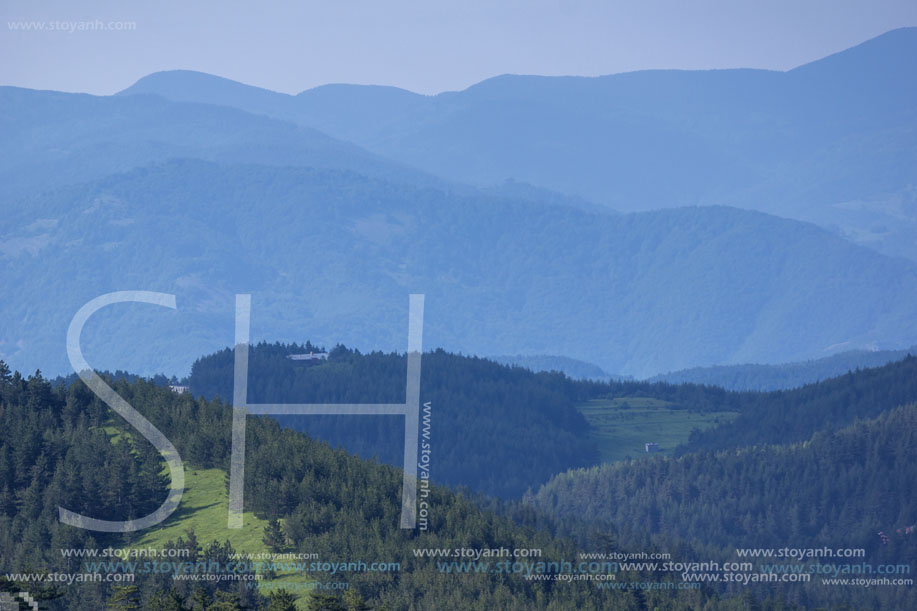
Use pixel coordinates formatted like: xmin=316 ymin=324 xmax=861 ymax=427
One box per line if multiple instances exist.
xmin=649 ymin=346 xmax=917 ymax=391
xmin=3 ymin=158 xmax=916 ymax=378
xmin=113 ymin=27 xmax=917 ymax=261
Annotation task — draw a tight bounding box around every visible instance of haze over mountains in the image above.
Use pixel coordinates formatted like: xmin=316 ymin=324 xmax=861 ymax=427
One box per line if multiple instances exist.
xmin=121 ymin=28 xmax=917 ymax=261
xmin=3 ymin=159 xmax=917 ymax=378
xmin=8 ymin=8 xmax=917 ymax=609
xmin=651 ymin=345 xmax=917 ymax=390
xmin=0 ymin=85 xmax=443 ymax=206
xmin=2 ymin=28 xmax=916 ymax=378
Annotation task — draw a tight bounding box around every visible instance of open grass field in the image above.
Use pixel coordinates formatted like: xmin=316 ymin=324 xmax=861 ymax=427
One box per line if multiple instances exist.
xmin=96 ymin=425 xmax=316 ymax=608
xmin=125 ymin=468 xmax=317 ymax=608
xmin=577 ymin=398 xmax=738 ymax=463
xmin=125 ymin=467 xmax=270 ymax=557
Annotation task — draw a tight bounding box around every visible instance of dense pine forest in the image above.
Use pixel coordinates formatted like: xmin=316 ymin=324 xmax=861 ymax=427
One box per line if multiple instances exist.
xmin=1 ymin=361 xmax=743 ymax=610
xmin=537 ymin=404 xmax=917 ymax=544
xmin=189 ymin=344 xmax=917 ymax=475
xmin=534 ymin=384 xmax=917 ymax=610
xmin=4 ymin=348 xmax=917 ymax=609
xmin=189 ymin=343 xmax=599 ymax=498
xmin=678 ymin=356 xmax=917 ymax=454
xmin=534 ymin=408 xmax=917 ymax=610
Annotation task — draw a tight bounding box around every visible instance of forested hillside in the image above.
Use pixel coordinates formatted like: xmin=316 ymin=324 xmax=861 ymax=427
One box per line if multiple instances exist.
xmin=186 ymin=346 xmax=917 ymax=498
xmin=189 ymin=343 xmax=597 ymax=498
xmin=679 ymin=356 xmax=917 ymax=454
xmin=490 ymin=355 xmax=610 ymax=381
xmin=538 ymin=405 xmax=917 ymax=548
xmin=580 ymin=356 xmax=917 ymax=456
xmin=534 ymin=405 xmax=917 ymax=611
xmin=6 ymin=355 xmax=917 ymax=609
xmin=0 ymin=362 xmax=739 ymax=610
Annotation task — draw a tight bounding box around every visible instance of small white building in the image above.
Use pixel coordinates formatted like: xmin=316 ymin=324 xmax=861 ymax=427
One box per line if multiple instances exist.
xmin=645 ymin=442 xmax=659 ymax=453
xmin=169 ymin=385 xmax=190 ymax=394
xmin=287 ymin=352 xmax=328 ymax=361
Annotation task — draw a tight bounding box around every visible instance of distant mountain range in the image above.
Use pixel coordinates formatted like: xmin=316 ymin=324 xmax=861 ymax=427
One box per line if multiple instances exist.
xmin=650 ymin=346 xmax=917 ymax=391
xmin=3 ymin=29 xmax=917 ymax=378
xmin=0 ymin=85 xmax=441 ymax=207
xmin=3 ymin=158 xmax=917 ymax=378
xmin=119 ymin=28 xmax=917 ymax=261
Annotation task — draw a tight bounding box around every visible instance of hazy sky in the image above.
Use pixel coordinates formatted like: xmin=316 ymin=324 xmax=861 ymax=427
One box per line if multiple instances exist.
xmin=2 ymin=0 xmax=916 ymax=96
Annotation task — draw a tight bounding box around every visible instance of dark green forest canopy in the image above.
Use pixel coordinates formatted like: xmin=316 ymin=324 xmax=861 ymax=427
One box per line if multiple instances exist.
xmin=185 ymin=345 xmax=917 ymax=498
xmin=189 ymin=343 xmax=599 ymax=498
xmin=0 ymin=364 xmax=735 ymax=610
xmin=5 ymin=352 xmax=917 ymax=609
xmin=534 ymin=405 xmax=917 ymax=611
xmin=676 ymin=355 xmax=917 ymax=454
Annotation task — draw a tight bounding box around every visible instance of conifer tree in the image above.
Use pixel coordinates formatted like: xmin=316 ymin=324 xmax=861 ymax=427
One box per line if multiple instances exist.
xmin=268 ymin=589 xmax=298 ymax=611
xmin=107 ymin=585 xmax=142 ymax=610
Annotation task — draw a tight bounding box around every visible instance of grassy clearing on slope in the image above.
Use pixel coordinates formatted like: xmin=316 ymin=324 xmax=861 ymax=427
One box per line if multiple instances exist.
xmin=95 ymin=425 xmax=314 ymax=608
xmin=124 ymin=468 xmax=267 ymax=555
xmin=125 ymin=468 xmax=315 ymax=608
xmin=578 ymin=398 xmax=738 ymax=462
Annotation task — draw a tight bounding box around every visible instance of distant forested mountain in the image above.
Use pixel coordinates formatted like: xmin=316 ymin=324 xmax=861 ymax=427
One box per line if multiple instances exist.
xmin=187 ymin=347 xmax=917 ymax=497
xmin=0 ymin=85 xmax=600 ymax=220
xmin=649 ymin=346 xmax=917 ymax=391
xmin=0 ymin=85 xmax=442 ymax=210
xmin=121 ymin=28 xmax=917 ymax=260
xmin=3 ymin=159 xmax=917 ymax=379
xmin=489 ymin=355 xmax=610 ymax=380
xmin=677 ymin=356 xmax=917 ymax=455
xmin=188 ymin=343 xmax=598 ymax=498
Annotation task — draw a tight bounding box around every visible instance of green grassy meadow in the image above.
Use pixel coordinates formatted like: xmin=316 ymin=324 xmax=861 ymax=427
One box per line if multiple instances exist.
xmin=126 ymin=468 xmax=316 ymax=608
xmin=125 ymin=467 xmax=269 ymax=556
xmin=96 ymin=425 xmax=315 ymax=608
xmin=577 ymin=398 xmax=738 ymax=463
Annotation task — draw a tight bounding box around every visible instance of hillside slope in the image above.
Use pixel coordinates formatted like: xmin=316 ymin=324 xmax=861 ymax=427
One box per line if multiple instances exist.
xmin=650 ymin=346 xmax=917 ymax=391
xmin=188 ymin=343 xmax=598 ymax=498
xmin=120 ymin=28 xmax=917 ymax=260
xmin=0 ymin=85 xmax=441 ymax=210
xmin=677 ymin=356 xmax=917 ymax=455
xmin=0 ymin=366 xmax=718 ymax=610
xmin=3 ymin=160 xmax=917 ymax=378
xmin=534 ymin=405 xmax=917 ymax=610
